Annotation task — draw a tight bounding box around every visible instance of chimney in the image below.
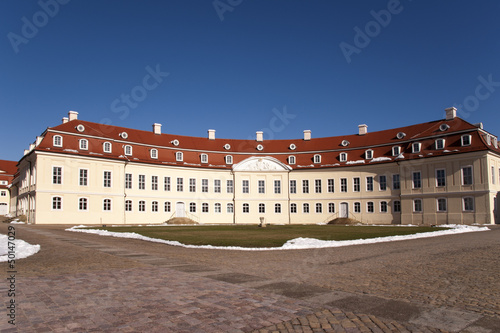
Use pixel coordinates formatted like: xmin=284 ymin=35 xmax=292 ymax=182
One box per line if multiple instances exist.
xmin=303 ymin=130 xmax=311 ymax=141
xmin=36 ymin=136 xmax=43 ymax=146
xmin=62 ymin=117 xmax=69 ymax=124
xmin=445 ymin=107 xmax=457 ymax=120
xmin=208 ymin=129 xmax=216 ymax=140
xmin=358 ymin=124 xmax=368 ymax=135
xmin=68 ymin=111 xmax=78 ymax=121
xmin=256 ymin=131 xmax=263 ymax=142
xmin=29 ymin=143 xmax=35 ymax=151
xmin=153 ymin=123 xmax=162 ymax=135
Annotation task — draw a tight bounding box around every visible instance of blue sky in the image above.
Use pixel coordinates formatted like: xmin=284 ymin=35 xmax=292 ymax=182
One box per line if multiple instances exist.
xmin=1 ymin=0 xmax=500 ymax=161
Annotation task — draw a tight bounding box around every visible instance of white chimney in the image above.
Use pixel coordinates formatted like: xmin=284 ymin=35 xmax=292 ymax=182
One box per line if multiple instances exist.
xmin=445 ymin=107 xmax=457 ymax=120
xmin=208 ymin=129 xmax=216 ymax=140
xmin=256 ymin=131 xmax=263 ymax=142
xmin=358 ymin=124 xmax=368 ymax=135
xmin=62 ymin=117 xmax=69 ymax=124
xmin=153 ymin=123 xmax=162 ymax=135
xmin=29 ymin=143 xmax=35 ymax=151
xmin=303 ymin=130 xmax=311 ymax=141
xmin=68 ymin=111 xmax=78 ymax=121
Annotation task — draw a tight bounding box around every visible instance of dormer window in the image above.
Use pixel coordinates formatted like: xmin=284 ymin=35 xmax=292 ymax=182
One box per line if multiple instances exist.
xmin=176 ymin=152 xmax=183 ymax=162
xmin=412 ymin=142 xmax=421 ymax=153
xmin=53 ymin=135 xmax=62 ymax=147
xmin=200 ymin=153 xmax=208 ymax=163
xmin=340 ymin=153 xmax=347 ymax=162
xmin=435 ymin=138 xmax=445 ymax=150
xmin=461 ymin=135 xmax=471 ymax=147
xmin=314 ymin=154 xmax=321 ymax=164
xmin=288 ymin=156 xmax=296 ymax=164
xmin=392 ymin=146 xmax=401 ymax=156
xmin=124 ymin=145 xmax=132 ymax=156
xmin=365 ymin=149 xmax=373 ymax=160
xmin=494 ymin=137 xmax=498 ymax=148
xmin=79 ymin=139 xmax=88 ymax=150
xmin=225 ymin=155 xmax=233 ymax=164
xmin=486 ymin=135 xmax=492 ymax=145
xmin=103 ymin=142 xmax=112 ymax=153
xmin=150 ymin=149 xmax=158 ymax=159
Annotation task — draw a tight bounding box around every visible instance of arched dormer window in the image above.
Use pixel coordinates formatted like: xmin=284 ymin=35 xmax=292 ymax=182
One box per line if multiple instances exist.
xmin=412 ymin=142 xmax=421 ymax=153
xmin=124 ymin=145 xmax=132 ymax=156
xmin=150 ymin=148 xmax=158 ymax=159
xmin=313 ymin=154 xmax=321 ymax=164
xmin=103 ymin=142 xmax=112 ymax=153
xmin=225 ymin=155 xmax=233 ymax=164
xmin=200 ymin=153 xmax=208 ymax=163
xmin=365 ymin=149 xmax=373 ymax=160
xmin=53 ymin=135 xmax=62 ymax=147
xmin=392 ymin=146 xmax=401 ymax=156
xmin=339 ymin=153 xmax=347 ymax=162
xmin=79 ymin=139 xmax=88 ymax=150
xmin=176 ymin=152 xmax=183 ymax=162
xmin=288 ymin=156 xmax=296 ymax=164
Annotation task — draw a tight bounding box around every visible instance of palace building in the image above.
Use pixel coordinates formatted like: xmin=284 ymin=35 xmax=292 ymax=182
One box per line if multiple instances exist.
xmin=0 ymin=160 xmax=17 ymax=216
xmin=9 ymin=108 xmax=500 ymax=225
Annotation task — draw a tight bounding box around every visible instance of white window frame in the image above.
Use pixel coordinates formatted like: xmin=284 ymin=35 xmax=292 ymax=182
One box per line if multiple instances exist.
xmin=139 ymin=200 xmax=146 ymax=212
xmin=353 ymin=177 xmax=360 ymax=192
xmin=124 ymin=145 xmax=133 ymax=156
xmin=380 ymin=201 xmax=388 ymax=213
xmin=125 ymin=200 xmax=133 ymax=212
xmin=392 ymin=146 xmax=401 ymax=156
xmin=200 ymin=153 xmax=208 ymax=163
xmin=176 ymin=152 xmax=183 ymax=162
xmin=365 ymin=149 xmax=373 ymax=160
xmin=366 ymin=176 xmax=373 ymax=192
xmin=214 ymin=203 xmax=221 ymax=213
xmin=258 ymin=180 xmax=265 ymax=194
xmin=435 ymin=138 xmax=445 ymax=150
xmin=258 ymin=203 xmax=265 ymax=213
xmin=225 ymin=155 xmax=233 ymax=164
xmin=463 ymin=197 xmax=474 ymax=212
xmin=243 ymin=203 xmax=249 ymax=213
xmin=103 ymin=142 xmax=112 ymax=153
xmin=314 ymin=154 xmax=321 ymax=164
xmin=413 ymin=199 xmax=423 ymax=212
xmin=151 ymin=201 xmax=159 ymax=212
xmin=290 ymin=180 xmax=297 ymax=194
xmin=52 ymin=166 xmax=63 ymax=185
xmin=52 ymin=196 xmax=62 ymax=210
xmin=354 ymin=202 xmax=361 ymax=213
xmin=339 ymin=153 xmax=347 ymax=162
xmin=274 ymin=180 xmax=281 ymax=194
xmin=462 ymin=166 xmax=473 ymax=185
xmin=327 ymin=179 xmax=334 ymax=193
xmin=412 ymin=142 xmax=421 ymax=153
xmin=202 ymin=179 xmax=209 ymax=193
xmin=436 ymin=169 xmax=446 ymax=187
xmin=103 ymin=198 xmax=112 ymax=212
xmin=290 ymin=203 xmax=297 ymax=213
xmin=461 ymin=135 xmax=471 ymax=147
xmin=303 ymin=203 xmax=309 ymax=213
xmin=227 ymin=203 xmax=234 ymax=213
xmin=328 ymin=202 xmax=335 ymax=213
xmin=315 ymin=203 xmax=322 ymax=213
xmin=103 ymin=171 xmax=112 ymax=188
xmin=379 ymin=175 xmax=387 ymax=191
xmin=288 ymin=156 xmax=296 ymax=164
xmin=275 ymin=203 xmax=281 ymax=214
xmin=367 ymin=202 xmax=374 ymax=213
xmin=79 ymin=168 xmax=88 ymax=186
xmin=53 ymin=135 xmax=63 ymax=147
xmin=393 ymin=200 xmax=401 ymax=213
xmin=202 ymin=203 xmax=209 ymax=213
xmin=412 ymin=171 xmax=422 ymax=189
xmin=437 ymin=198 xmax=447 ymax=212
xmin=79 ymin=139 xmax=88 ymax=150
xmin=150 ymin=149 xmax=158 ymax=159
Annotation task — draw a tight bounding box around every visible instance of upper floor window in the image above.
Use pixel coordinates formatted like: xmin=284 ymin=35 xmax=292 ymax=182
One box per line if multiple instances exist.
xmin=242 ymin=180 xmax=249 ymax=193
xmin=200 ymin=153 xmax=208 ymax=163
xmin=53 ymin=135 xmax=62 ymax=147
xmin=274 ymin=180 xmax=281 ymax=194
xmin=103 ymin=171 xmax=112 ymax=188
xmin=176 ymin=152 xmax=183 ymax=161
xmin=340 ymin=178 xmax=347 ymax=192
xmin=150 ymin=149 xmax=158 ymax=159
xmin=436 ymin=169 xmax=446 ymax=187
xmin=379 ymin=175 xmax=387 ymax=191
xmin=124 ymin=145 xmax=132 ymax=156
xmin=413 ymin=171 xmax=422 ymax=189
xmin=461 ymin=135 xmax=471 ymax=146
xmin=313 ymin=154 xmax=321 ymax=164
xmin=227 ymin=180 xmax=234 ymax=193
xmin=365 ymin=149 xmax=373 ymax=160
xmin=302 ymin=180 xmax=309 ymax=193
xmin=327 ymin=179 xmax=334 ymax=193
xmin=214 ymin=179 xmax=221 ymax=193
xmin=225 ymin=155 xmax=233 ymax=164
xmin=103 ymin=142 xmax=112 ymax=153
xmin=353 ymin=177 xmax=360 ymax=192
xmin=435 ymin=138 xmax=445 ymax=150
xmin=392 ymin=146 xmax=401 ymax=156
xmin=462 ymin=166 xmax=473 ymax=185
xmin=202 ymin=179 xmax=208 ymax=193
xmin=290 ymin=180 xmax=297 ymax=194
xmin=288 ymin=156 xmax=296 ymax=164
xmin=339 ymin=153 xmax=347 ymax=162
xmin=79 ymin=139 xmax=88 ymax=150
xmin=53 ymin=166 xmax=62 ymax=184
xmin=393 ymin=174 xmax=400 ymax=190
xmin=412 ymin=142 xmax=421 ymax=153
xmin=258 ymin=180 xmax=265 ymax=194
xmin=366 ymin=176 xmax=374 ymax=191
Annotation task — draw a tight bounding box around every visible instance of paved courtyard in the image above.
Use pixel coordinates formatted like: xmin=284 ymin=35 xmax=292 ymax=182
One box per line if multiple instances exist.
xmin=1 ymin=224 xmax=499 ymax=332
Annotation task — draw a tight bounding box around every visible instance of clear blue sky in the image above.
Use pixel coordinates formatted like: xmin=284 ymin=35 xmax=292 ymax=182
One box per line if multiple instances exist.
xmin=1 ymin=0 xmax=500 ymax=161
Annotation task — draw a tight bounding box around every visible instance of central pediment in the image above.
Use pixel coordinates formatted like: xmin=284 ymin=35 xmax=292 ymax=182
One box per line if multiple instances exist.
xmin=232 ymin=156 xmax=291 ymax=172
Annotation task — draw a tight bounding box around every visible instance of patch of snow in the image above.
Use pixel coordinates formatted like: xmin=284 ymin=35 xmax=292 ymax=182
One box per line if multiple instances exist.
xmin=63 ymin=149 xmax=79 ymax=153
xmin=369 ymin=157 xmax=392 ymax=163
xmin=0 ymin=235 xmax=40 ymax=262
xmin=427 ymin=153 xmax=433 ymax=155
xmin=443 ymin=150 xmax=451 ymax=153
xmin=297 ymin=164 xmax=314 ymax=168
xmin=346 ymin=160 xmax=365 ymax=165
xmin=66 ymin=224 xmax=489 ymax=252
xmin=184 ymin=163 xmax=201 ymax=166
xmin=321 ymin=163 xmax=340 ymax=167
xmin=395 ymin=154 xmax=405 ymax=159
xmin=89 ymin=152 xmax=104 ymax=156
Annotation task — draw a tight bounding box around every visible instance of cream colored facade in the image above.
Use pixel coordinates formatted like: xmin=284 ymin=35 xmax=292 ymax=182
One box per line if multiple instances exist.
xmin=10 ymin=110 xmax=500 ymax=225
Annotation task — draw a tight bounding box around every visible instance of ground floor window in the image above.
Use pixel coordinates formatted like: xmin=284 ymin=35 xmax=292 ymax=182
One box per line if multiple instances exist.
xmin=190 ymin=202 xmax=196 ymax=213
xmin=463 ymin=197 xmax=474 ymax=212
xmin=164 ymin=201 xmax=171 ymax=212
xmin=328 ymin=202 xmax=335 ymax=214
xmin=380 ymin=201 xmax=388 ymax=213
xmin=367 ymin=202 xmax=374 ymax=213
xmin=290 ymin=203 xmax=297 ymax=213
xmin=354 ymin=202 xmax=361 ymax=213
xmin=52 ymin=196 xmax=62 ymax=210
xmin=275 ymin=203 xmax=281 ymax=213
xmin=243 ymin=203 xmax=249 ymax=213
xmin=139 ymin=200 xmax=145 ymax=212
xmin=227 ymin=203 xmax=234 ymax=213
xmin=259 ymin=203 xmax=265 ymax=213
xmin=303 ymin=203 xmax=309 ymax=213
xmin=414 ymin=199 xmax=422 ymax=212
xmin=437 ymin=198 xmax=447 ymax=212
xmin=103 ymin=199 xmax=112 ymax=211
xmin=393 ymin=200 xmax=401 ymax=213
xmin=79 ymin=198 xmax=88 ymax=211
xmin=125 ymin=200 xmax=132 ymax=212
xmin=316 ymin=203 xmax=322 ymax=213
xmin=152 ymin=201 xmax=158 ymax=212
xmin=202 ymin=203 xmax=209 ymax=213
xmin=215 ymin=203 xmax=221 ymax=213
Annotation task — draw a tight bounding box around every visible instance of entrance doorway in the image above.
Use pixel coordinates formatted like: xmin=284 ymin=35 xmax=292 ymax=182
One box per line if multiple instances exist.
xmin=176 ymin=202 xmax=185 ymax=217
xmin=340 ymin=202 xmax=348 ymax=218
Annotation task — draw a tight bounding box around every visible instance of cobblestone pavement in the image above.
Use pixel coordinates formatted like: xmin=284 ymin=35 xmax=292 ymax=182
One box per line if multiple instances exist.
xmin=1 ymin=224 xmax=499 ymax=332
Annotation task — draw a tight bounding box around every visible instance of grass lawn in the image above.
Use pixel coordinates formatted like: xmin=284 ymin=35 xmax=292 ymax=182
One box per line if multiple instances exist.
xmin=97 ymin=224 xmax=448 ymax=248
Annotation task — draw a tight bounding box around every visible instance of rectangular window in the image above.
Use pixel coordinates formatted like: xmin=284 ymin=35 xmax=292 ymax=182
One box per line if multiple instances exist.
xmin=290 ymin=203 xmax=297 ymax=213
xmin=414 ymin=199 xmax=422 ymax=212
xmin=435 ymin=138 xmax=445 ymax=150
xmin=412 ymin=142 xmax=421 ymax=153
xmin=152 ymin=201 xmax=158 ymax=212
xmin=243 ymin=203 xmax=249 ymax=213
xmin=275 ymin=203 xmax=281 ymax=213
xmin=164 ymin=177 xmax=171 ymax=191
xmin=328 ymin=202 xmax=335 ymax=213
xmin=393 ymin=200 xmax=401 ymax=213
xmin=290 ymin=180 xmax=296 ymax=194
xmin=53 ymin=166 xmax=62 ymax=184
xmin=139 ymin=175 xmax=145 ymax=190
xmin=214 ymin=179 xmax=221 ymax=193
xmin=340 ymin=178 xmax=347 ymax=192
xmin=328 ymin=179 xmax=334 ymax=193
xmin=393 ymin=174 xmax=400 ymax=190
xmin=164 ymin=201 xmax=171 ymax=212
xmin=463 ymin=197 xmax=474 ymax=212
xmin=461 ymin=135 xmax=471 ymax=146
xmin=125 ymin=200 xmax=132 ymax=212
xmin=492 ymin=166 xmax=495 ymax=185
xmin=353 ymin=177 xmax=360 ymax=192
xmin=139 ymin=201 xmax=145 ymax=212
xmin=315 ymin=179 xmax=321 ymax=193
xmin=189 ymin=178 xmax=196 ymax=192
xmin=227 ymin=180 xmax=234 ymax=193
xmin=79 ymin=169 xmax=88 ymax=186
xmin=177 ymin=178 xmax=183 ymax=192
xmin=202 ymin=179 xmax=209 ymax=193
xmin=274 ymin=180 xmax=281 ymax=194
xmin=367 ymin=202 xmax=374 ymax=213
xmin=462 ymin=166 xmax=473 ymax=185
xmin=79 ymin=198 xmax=88 ymax=211
xmin=315 ymin=203 xmax=322 ymax=213
xmin=190 ymin=202 xmax=196 ymax=213
xmin=413 ymin=171 xmax=421 ymax=189
xmin=379 ymin=175 xmax=387 ymax=191
xmin=302 ymin=180 xmax=309 ymax=194
xmin=354 ymin=202 xmax=361 ymax=213
xmin=366 ymin=176 xmax=373 ymax=191
xmin=242 ymin=180 xmax=249 ymax=193
xmin=152 ymin=176 xmax=158 ymax=191
xmin=103 ymin=171 xmax=112 ymax=188
xmin=258 ymin=180 xmax=265 ymax=194
xmin=436 ymin=169 xmax=446 ymax=187
xmin=437 ymin=198 xmax=447 ymax=212
xmin=380 ymin=201 xmax=388 ymax=213
xmin=125 ymin=173 xmax=132 ymax=189
xmin=303 ymin=203 xmax=309 ymax=213
xmin=1 ymin=191 xmax=6 ymax=197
